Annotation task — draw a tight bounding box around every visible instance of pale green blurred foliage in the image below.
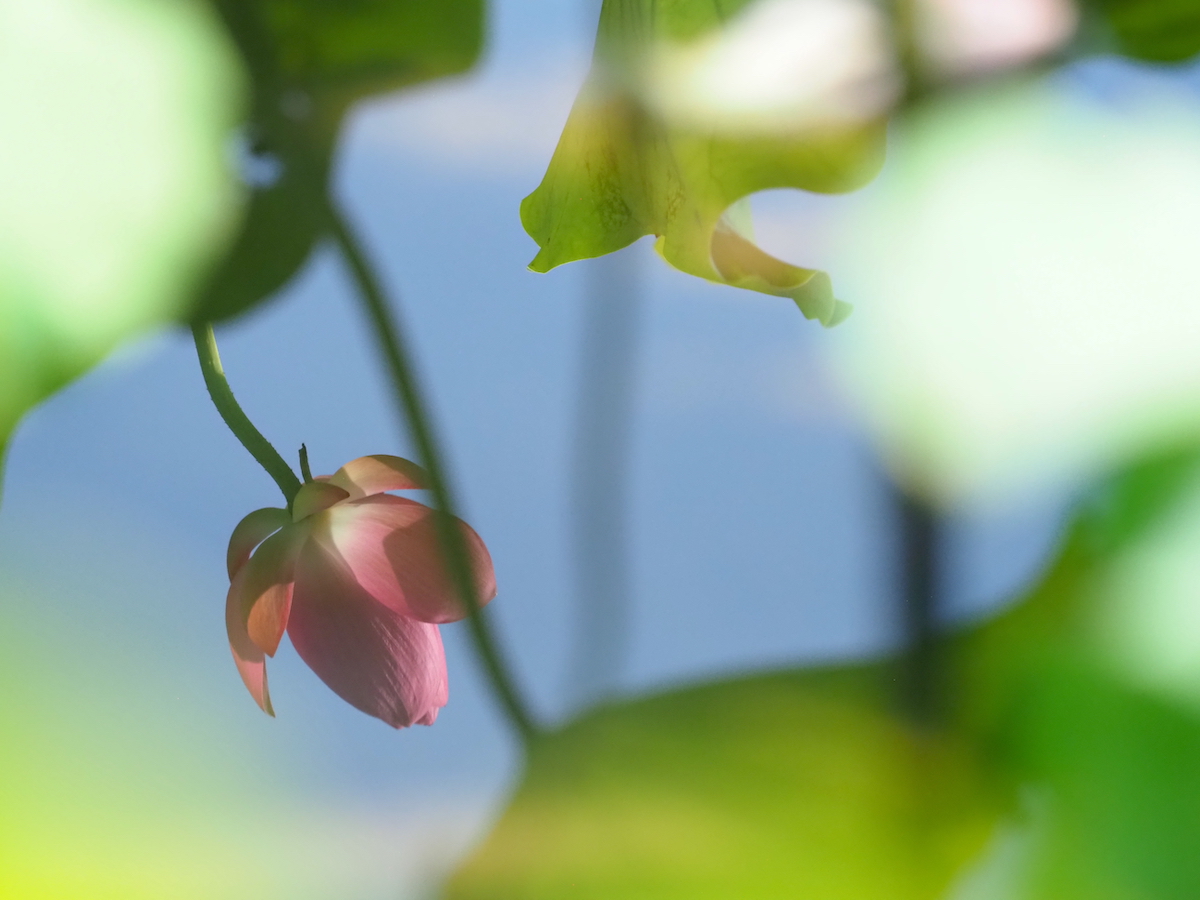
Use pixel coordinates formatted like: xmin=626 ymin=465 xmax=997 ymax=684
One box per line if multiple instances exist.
xmin=447 ymin=668 xmax=1003 ymax=900
xmin=0 ymin=0 xmax=241 ymax=443
xmin=1095 ymin=469 xmax=1200 ymax=708
xmin=12 ymin=0 xmax=1200 ymax=898
xmin=0 ymin=525 xmax=475 ymax=899
xmin=832 ymin=76 xmax=1200 ymax=507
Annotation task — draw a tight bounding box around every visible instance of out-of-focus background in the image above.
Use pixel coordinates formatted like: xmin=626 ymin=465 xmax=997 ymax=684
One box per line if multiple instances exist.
xmin=7 ymin=0 xmax=1200 ymax=897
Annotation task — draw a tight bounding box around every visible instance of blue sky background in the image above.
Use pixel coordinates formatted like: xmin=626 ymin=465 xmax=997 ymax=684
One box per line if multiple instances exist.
xmin=0 ymin=1 xmax=1079 ymax=896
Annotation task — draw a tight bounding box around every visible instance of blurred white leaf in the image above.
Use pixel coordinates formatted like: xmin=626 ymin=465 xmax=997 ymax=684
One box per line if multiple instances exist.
xmin=830 ymin=75 xmax=1200 ymax=506
xmin=0 ymin=0 xmax=241 ymax=439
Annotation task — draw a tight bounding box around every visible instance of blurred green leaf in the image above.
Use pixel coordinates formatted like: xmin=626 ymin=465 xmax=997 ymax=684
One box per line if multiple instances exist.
xmin=1015 ymin=659 xmax=1200 ymax=900
xmin=947 ymin=446 xmax=1200 ymax=900
xmin=262 ymin=0 xmax=484 ymax=122
xmin=192 ymin=0 xmax=483 ymax=322
xmin=522 ymin=0 xmax=886 ymax=326
xmin=948 ymin=449 xmax=1197 ymax=751
xmin=1089 ymin=0 xmax=1200 ymax=62
xmin=449 ymin=447 xmax=1200 ymax=900
xmin=190 ymin=126 xmax=331 ymax=324
xmin=1073 ymin=444 xmax=1200 ymax=558
xmin=953 ymin=446 xmax=1200 ymax=716
xmin=446 ymin=666 xmax=1002 ymax=900
xmin=0 ymin=0 xmax=241 ymax=449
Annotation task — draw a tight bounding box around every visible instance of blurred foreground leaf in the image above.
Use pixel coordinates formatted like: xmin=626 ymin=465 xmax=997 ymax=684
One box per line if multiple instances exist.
xmin=1089 ymin=0 xmax=1200 ymax=62
xmin=0 ymin=571 xmax=466 ymax=900
xmin=831 ymin=76 xmax=1200 ymax=505
xmin=194 ymin=0 xmax=483 ymax=322
xmin=0 ymin=0 xmax=240 ymax=449
xmin=1016 ymin=661 xmax=1200 ymax=900
xmin=948 ymin=445 xmax=1200 ymax=900
xmin=449 ymin=447 xmax=1200 ymax=900
xmin=952 ymin=446 xmax=1200 ymax=744
xmin=522 ymin=0 xmax=887 ymax=326
xmin=446 ymin=667 xmax=1002 ymax=900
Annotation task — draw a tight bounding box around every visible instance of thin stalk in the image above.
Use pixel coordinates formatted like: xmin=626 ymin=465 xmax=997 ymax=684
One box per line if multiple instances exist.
xmin=326 ymin=203 xmax=539 ymax=743
xmin=191 ymin=322 xmax=302 ymax=506
xmin=894 ymin=481 xmax=940 ymax=725
xmin=567 ymin=248 xmax=640 ymax=711
xmin=0 ymin=438 xmax=8 ymax=512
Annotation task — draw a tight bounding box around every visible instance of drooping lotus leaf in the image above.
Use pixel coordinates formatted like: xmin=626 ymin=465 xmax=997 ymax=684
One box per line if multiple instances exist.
xmin=446 ymin=665 xmax=1003 ymax=900
xmin=522 ymin=0 xmax=888 ymax=326
xmin=193 ymin=0 xmax=484 ymax=323
xmin=0 ymin=0 xmax=240 ymax=450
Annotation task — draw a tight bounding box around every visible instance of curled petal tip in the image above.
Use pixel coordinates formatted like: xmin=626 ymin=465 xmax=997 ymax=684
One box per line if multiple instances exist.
xmin=227 ymin=614 xmax=275 ymax=716
xmin=825 ymin=299 xmax=853 ymax=327
xmin=258 ymin=672 xmax=276 ymax=717
xmin=320 ymin=495 xmax=496 ymax=624
xmin=292 ymin=481 xmax=350 ymax=522
xmin=228 ymin=529 xmax=301 ymax=658
xmin=226 ymin=507 xmax=289 ymax=581
xmin=329 ymin=454 xmax=429 ymax=499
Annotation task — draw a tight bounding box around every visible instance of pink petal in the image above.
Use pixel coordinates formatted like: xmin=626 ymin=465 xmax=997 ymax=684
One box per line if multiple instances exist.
xmin=287 ymin=537 xmax=448 ymax=728
xmin=291 ymin=481 xmax=350 ymax=522
xmin=227 ymin=526 xmax=303 ymax=657
xmin=328 ymin=454 xmax=429 ymax=500
xmin=226 ymin=507 xmax=289 ymax=581
xmin=310 ymin=494 xmax=496 ymax=624
xmin=226 ymin=579 xmax=275 ymax=717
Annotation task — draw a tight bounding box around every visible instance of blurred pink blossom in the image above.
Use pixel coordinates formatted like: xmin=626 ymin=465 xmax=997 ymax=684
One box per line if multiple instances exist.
xmin=919 ymin=0 xmax=1078 ymax=76
xmin=224 ymin=455 xmax=496 ymax=728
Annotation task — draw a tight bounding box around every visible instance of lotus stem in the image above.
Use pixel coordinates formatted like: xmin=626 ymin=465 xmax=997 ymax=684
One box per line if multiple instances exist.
xmin=327 ymin=203 xmax=540 ymax=744
xmin=192 ymin=322 xmax=302 ymax=506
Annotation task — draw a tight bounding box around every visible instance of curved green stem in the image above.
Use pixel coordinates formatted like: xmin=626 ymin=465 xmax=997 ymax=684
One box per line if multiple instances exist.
xmin=326 ymin=203 xmax=539 ymax=744
xmin=893 ymin=481 xmax=941 ymax=727
xmin=191 ymin=322 xmax=302 ymax=506
xmin=299 ymin=444 xmax=314 ymax=483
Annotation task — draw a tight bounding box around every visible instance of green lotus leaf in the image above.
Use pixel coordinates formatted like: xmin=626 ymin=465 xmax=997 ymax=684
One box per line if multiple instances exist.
xmin=192 ymin=0 xmax=484 ymax=323
xmin=1013 ymin=658 xmax=1200 ymax=900
xmin=189 ymin=130 xmax=330 ymax=324
xmin=522 ymin=0 xmax=887 ymax=326
xmin=946 ymin=444 xmax=1200 ymax=900
xmin=1089 ymin=0 xmax=1200 ymax=63
xmin=262 ymin=0 xmax=484 ymax=124
xmin=446 ymin=665 xmax=1002 ymax=900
